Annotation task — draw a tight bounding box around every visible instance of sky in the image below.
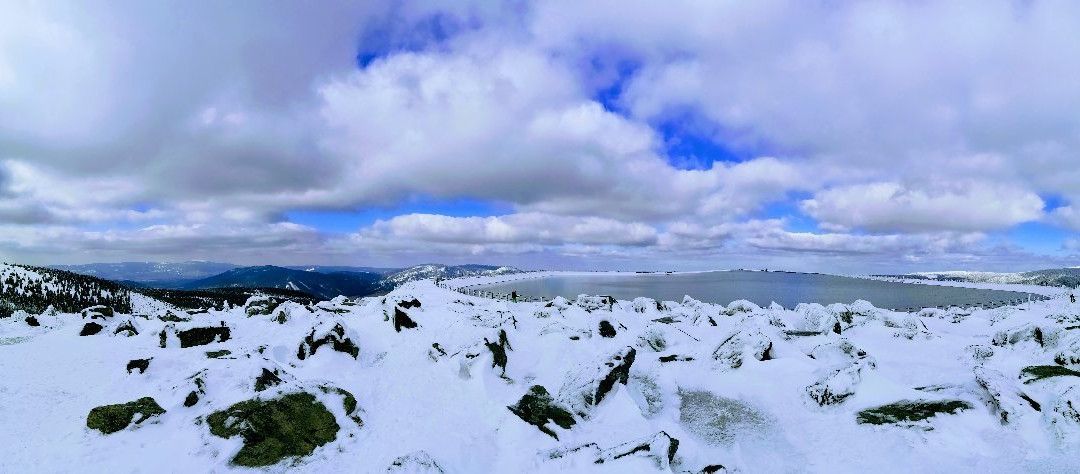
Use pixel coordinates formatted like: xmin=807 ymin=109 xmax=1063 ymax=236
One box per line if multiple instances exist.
xmin=2 ymin=0 xmax=1080 ymax=273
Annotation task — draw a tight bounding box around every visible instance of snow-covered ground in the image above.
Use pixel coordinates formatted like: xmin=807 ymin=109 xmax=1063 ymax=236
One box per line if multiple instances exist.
xmin=3 ymin=281 xmax=1080 ymax=472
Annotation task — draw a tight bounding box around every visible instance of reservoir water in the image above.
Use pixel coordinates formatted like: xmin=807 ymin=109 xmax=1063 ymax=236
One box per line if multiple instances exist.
xmin=471 ymin=271 xmax=1044 ymax=310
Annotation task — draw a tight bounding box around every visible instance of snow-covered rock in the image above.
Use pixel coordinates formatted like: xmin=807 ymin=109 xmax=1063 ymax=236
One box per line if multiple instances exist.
xmin=3 ymin=279 xmax=1080 ymax=472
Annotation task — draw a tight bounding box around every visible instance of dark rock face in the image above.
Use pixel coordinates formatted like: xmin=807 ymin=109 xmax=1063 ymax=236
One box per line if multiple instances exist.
xmin=126 ymin=358 xmax=151 ymax=374
xmin=393 ymin=307 xmax=419 ymax=332
xmin=79 ymin=322 xmax=103 ymax=336
xmin=25 ymin=315 xmax=40 ymax=327
xmin=398 ymin=298 xmax=422 ymax=309
xmin=659 ymin=354 xmax=694 ymax=363
xmin=595 ymin=347 xmax=636 ymax=406
xmin=86 ymin=397 xmax=165 ymax=434
xmin=206 ymin=349 xmax=232 ymax=359
xmin=508 ymin=385 xmax=576 ymax=439
xmin=177 ymin=326 xmax=231 ymax=348
xmin=298 ymin=323 xmax=359 ymax=360
xmin=598 ymin=320 xmax=617 ymax=338
xmin=184 ymin=391 xmax=200 ymax=407
xmin=484 ymin=329 xmax=513 ymax=376
xmin=207 ymin=392 xmax=339 ymax=467
xmin=185 ymin=377 xmax=206 ymax=407
xmin=559 ymin=346 xmax=639 ymax=418
xmin=254 ymin=368 xmax=284 ymax=392
xmin=856 ymin=400 xmax=972 ymax=425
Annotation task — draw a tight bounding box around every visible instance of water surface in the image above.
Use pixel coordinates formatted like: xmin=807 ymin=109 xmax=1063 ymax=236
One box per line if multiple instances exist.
xmin=473 ymin=271 xmax=1041 ymax=310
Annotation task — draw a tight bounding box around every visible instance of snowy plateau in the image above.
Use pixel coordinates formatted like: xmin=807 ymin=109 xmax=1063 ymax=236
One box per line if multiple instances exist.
xmin=3 ymin=265 xmax=1080 ymax=472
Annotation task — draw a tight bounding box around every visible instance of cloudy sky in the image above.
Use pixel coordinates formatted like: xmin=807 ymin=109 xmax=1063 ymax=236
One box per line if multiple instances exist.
xmin=2 ymin=0 xmax=1080 ymax=273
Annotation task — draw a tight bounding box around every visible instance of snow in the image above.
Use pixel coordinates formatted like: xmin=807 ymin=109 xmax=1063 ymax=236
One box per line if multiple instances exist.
xmin=2 ymin=281 xmax=1080 ymax=472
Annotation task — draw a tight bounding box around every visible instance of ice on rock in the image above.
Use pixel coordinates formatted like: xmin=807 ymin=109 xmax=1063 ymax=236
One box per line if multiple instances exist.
xmin=974 ymin=366 xmax=1042 ymax=424
xmin=807 ymin=339 xmax=871 ymax=366
xmin=712 ymin=327 xmax=773 ymax=369
xmin=544 ymin=431 xmax=680 ymax=470
xmin=807 ymin=358 xmax=875 ymax=406
xmin=992 ymin=323 xmax=1060 ymax=349
xmin=575 ymin=295 xmax=616 ymax=312
xmin=558 ymin=346 xmax=637 ymax=418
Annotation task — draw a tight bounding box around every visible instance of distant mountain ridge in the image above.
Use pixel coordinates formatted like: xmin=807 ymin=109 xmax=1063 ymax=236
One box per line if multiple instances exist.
xmin=184 ymin=264 xmax=521 ymax=299
xmin=890 ymin=267 xmax=1080 ymax=288
xmin=50 ymin=261 xmax=239 ymax=282
xmin=44 ymin=261 xmax=524 ymax=301
xmin=183 ymin=266 xmax=387 ymax=300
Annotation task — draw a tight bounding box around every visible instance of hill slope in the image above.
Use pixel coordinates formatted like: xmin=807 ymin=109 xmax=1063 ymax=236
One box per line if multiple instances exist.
xmin=1 ymin=263 xmax=132 ymax=315
xmin=383 ymin=264 xmax=520 ymax=286
xmin=902 ymin=267 xmax=1080 ymax=288
xmin=50 ymin=261 xmax=239 ymax=282
xmin=184 ymin=266 xmax=386 ymax=299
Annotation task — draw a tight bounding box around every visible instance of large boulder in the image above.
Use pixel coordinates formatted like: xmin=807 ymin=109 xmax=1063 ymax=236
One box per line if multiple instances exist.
xmin=856 ymin=400 xmax=972 ymax=426
xmin=207 ymin=392 xmax=339 ymax=467
xmin=558 ymin=347 xmax=637 ymax=418
xmin=545 ymin=432 xmax=680 ymax=470
xmin=86 ymin=397 xmax=165 ymax=434
xmin=1049 ymin=385 xmax=1080 ymax=441
xmin=807 ymin=359 xmax=874 ymax=406
xmin=576 ymin=295 xmax=615 ymax=312
xmin=712 ymin=328 xmax=773 ymax=369
xmin=992 ymin=323 xmax=1059 ymax=349
xmin=298 ymin=321 xmax=359 ymax=360
xmin=159 ymin=324 xmax=231 ymax=348
xmin=507 ymin=385 xmax=576 ymax=439
xmin=974 ymin=367 xmax=1042 ymax=424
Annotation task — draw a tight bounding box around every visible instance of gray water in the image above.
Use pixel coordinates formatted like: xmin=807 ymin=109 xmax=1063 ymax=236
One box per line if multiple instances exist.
xmin=472 ymin=271 xmax=1043 ymax=310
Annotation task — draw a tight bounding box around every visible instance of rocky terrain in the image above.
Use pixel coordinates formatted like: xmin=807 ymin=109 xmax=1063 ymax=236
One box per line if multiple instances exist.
xmin=2 ymin=267 xmax=1080 ymax=472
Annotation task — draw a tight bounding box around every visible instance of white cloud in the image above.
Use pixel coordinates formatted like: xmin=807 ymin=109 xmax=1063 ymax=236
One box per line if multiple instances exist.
xmin=1 ymin=0 xmax=1078 ymax=270
xmin=801 ymin=182 xmax=1044 ymax=233
xmin=357 ymin=213 xmax=659 ymax=248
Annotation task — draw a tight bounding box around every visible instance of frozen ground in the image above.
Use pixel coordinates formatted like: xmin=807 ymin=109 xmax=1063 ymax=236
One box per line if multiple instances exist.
xmin=3 ymin=277 xmax=1080 ymax=472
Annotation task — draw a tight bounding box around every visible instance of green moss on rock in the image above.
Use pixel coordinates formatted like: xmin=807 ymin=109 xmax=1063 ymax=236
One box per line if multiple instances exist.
xmin=206 ymin=392 xmax=339 ymax=467
xmin=508 ymin=385 xmax=576 ymax=439
xmin=1020 ymin=365 xmax=1080 ymax=383
xmin=206 ymin=349 xmax=232 ymax=359
xmin=856 ymin=400 xmax=971 ymax=425
xmin=86 ymin=397 xmax=166 ymax=434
